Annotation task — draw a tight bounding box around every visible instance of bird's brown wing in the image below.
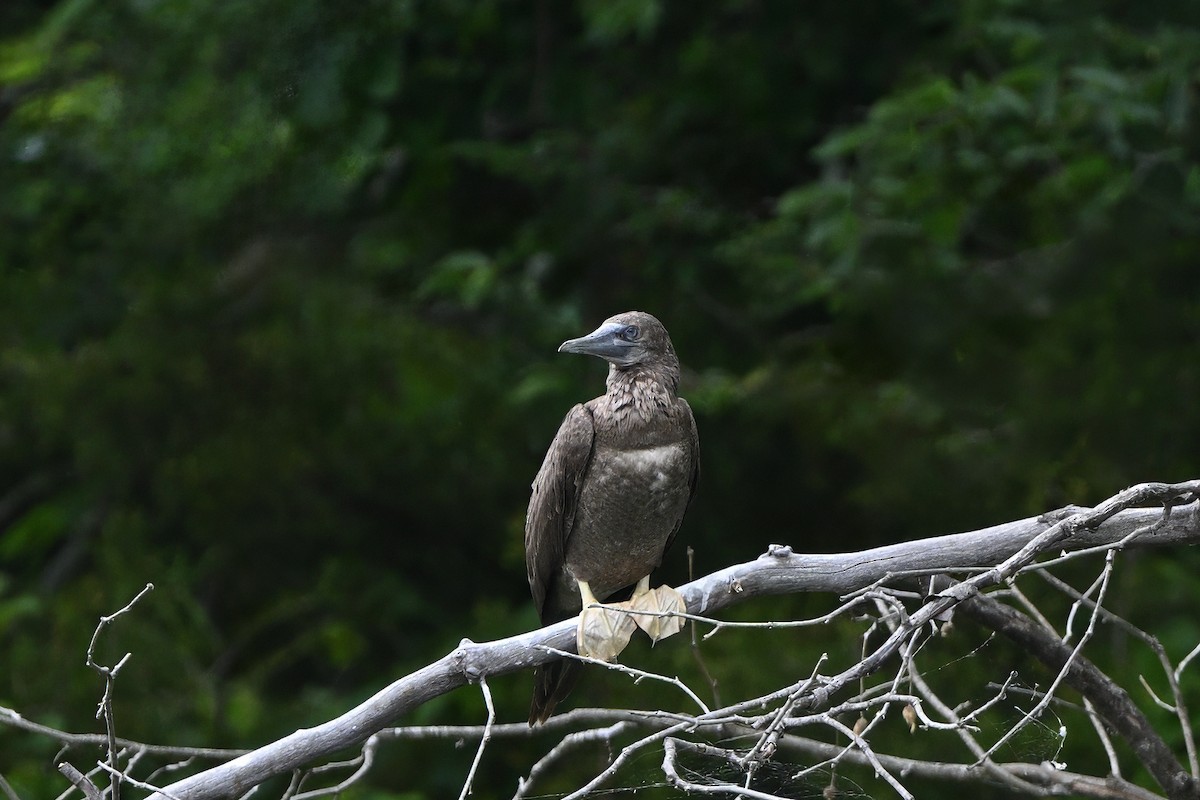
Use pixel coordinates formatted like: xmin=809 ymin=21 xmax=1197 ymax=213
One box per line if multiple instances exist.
xmin=662 ymin=398 xmax=700 ymax=559
xmin=525 ymin=403 xmax=595 ymax=623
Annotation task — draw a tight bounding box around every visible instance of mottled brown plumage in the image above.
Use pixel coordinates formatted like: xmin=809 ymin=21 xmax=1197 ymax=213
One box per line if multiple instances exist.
xmin=525 ymin=311 xmax=699 ymax=724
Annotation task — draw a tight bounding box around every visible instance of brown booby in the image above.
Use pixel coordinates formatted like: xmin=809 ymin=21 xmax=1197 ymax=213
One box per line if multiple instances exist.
xmin=525 ymin=311 xmax=699 ymax=725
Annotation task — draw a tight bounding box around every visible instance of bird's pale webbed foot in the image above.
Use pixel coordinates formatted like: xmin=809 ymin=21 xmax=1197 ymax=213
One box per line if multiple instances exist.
xmin=576 ymin=580 xmax=635 ymax=661
xmin=628 ymin=575 xmax=685 ymax=643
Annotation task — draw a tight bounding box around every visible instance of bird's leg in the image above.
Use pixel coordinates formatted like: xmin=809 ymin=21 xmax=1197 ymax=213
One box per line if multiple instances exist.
xmin=628 ymin=575 xmax=686 ymax=643
xmin=576 ymin=580 xmax=636 ymax=662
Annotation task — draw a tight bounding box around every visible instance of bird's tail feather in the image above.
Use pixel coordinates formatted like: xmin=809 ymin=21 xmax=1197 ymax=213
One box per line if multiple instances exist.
xmin=528 ymin=660 xmax=580 ymax=725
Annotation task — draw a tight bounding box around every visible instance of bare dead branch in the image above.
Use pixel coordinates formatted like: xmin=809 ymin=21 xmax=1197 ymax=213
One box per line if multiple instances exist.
xmin=109 ymin=482 xmax=1195 ymax=800
xmin=94 ymin=762 xmax=181 ymax=800
xmin=981 ymin=548 xmax=1117 ymax=763
xmin=0 ymin=706 xmax=244 ymax=760
xmin=1037 ymin=569 xmax=1199 ymax=778
xmin=83 ymin=583 xmax=155 ymax=800
xmin=514 ymin=721 xmax=634 ymax=800
xmin=662 ymin=737 xmax=793 ymax=800
xmin=959 ymin=591 xmax=1197 ymax=800
xmin=289 ymin=735 xmax=379 ymax=800
xmin=56 ymin=763 xmax=102 ymax=800
xmin=775 ymin=733 xmax=1167 ymax=800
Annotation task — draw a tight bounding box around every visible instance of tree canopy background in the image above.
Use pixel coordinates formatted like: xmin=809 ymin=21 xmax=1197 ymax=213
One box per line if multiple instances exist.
xmin=2 ymin=1 xmax=1198 ymax=797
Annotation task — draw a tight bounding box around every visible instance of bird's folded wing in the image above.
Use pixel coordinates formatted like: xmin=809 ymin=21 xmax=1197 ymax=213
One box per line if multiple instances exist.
xmin=663 ymin=398 xmax=700 ymax=559
xmin=525 ymin=403 xmax=595 ymax=621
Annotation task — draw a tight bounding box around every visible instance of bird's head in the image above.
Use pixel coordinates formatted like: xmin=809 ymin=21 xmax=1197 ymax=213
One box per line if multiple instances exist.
xmin=559 ymin=311 xmax=679 ymax=381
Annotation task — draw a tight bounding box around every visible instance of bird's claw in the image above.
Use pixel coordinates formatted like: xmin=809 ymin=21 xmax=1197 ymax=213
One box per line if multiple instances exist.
xmin=577 ymin=604 xmax=636 ymax=661
xmin=629 ymin=584 xmax=685 ymax=643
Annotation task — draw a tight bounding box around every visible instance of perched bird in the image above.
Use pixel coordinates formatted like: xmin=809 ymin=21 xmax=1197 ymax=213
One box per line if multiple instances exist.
xmin=525 ymin=311 xmax=699 ymax=725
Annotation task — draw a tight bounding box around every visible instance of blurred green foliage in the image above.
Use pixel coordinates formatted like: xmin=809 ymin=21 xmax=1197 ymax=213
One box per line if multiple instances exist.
xmin=1 ymin=0 xmax=1199 ymax=797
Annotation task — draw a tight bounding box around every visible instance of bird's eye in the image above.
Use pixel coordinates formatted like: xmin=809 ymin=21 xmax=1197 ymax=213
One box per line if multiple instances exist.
xmin=622 ymin=325 xmax=640 ymax=341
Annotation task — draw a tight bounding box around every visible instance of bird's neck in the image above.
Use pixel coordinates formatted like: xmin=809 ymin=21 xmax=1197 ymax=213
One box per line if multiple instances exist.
xmin=605 ymin=363 xmax=679 ymax=420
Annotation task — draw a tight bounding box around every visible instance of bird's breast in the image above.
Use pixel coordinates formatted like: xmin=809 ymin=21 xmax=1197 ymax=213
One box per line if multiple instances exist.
xmin=609 ymin=443 xmax=679 ymax=489
xmin=563 ymin=439 xmax=693 ymax=599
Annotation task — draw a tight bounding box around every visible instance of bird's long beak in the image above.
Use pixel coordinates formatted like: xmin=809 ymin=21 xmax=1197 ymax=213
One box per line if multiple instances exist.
xmin=559 ymin=322 xmax=631 ymax=361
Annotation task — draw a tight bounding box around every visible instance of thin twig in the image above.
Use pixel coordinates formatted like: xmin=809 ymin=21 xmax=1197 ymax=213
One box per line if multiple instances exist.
xmin=1083 ymin=696 xmax=1124 ymax=778
xmin=457 ymin=680 xmax=495 ymax=800
xmin=687 ymin=546 xmax=722 ymax=706
xmin=53 ymin=763 xmax=106 ymax=800
xmin=1176 ymin=641 xmax=1200 ymax=679
xmin=790 ymin=713 xmax=915 ymax=800
xmin=56 ymin=763 xmax=102 ymax=800
xmin=0 ymin=706 xmax=244 ymax=759
xmin=560 ymin=721 xmax=691 ymax=800
xmin=922 ymin=650 xmax=1038 ymax=789
xmin=892 ymin=599 xmax=1044 ymax=797
xmin=961 ymin=592 xmax=1194 ymax=798
xmin=277 ymin=770 xmax=304 ymax=800
xmin=737 ymin=653 xmax=829 ymax=773
xmin=1039 ymin=566 xmax=1199 ymax=777
xmin=662 ymin=737 xmax=791 ymax=800
xmin=291 ymin=736 xmax=380 ymax=800
xmin=981 ymin=550 xmax=1117 ymax=762
xmin=514 ymin=722 xmax=633 ymax=800
xmin=1003 ymin=583 xmax=1060 ymax=635
xmin=1021 ymin=502 xmax=1175 ymax=574
xmin=93 ymin=763 xmax=181 ymax=800
xmin=776 ymin=731 xmax=1167 ymax=800
xmin=538 ymin=646 xmax=710 ymax=713
xmin=85 ymin=583 xmax=155 ymax=800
